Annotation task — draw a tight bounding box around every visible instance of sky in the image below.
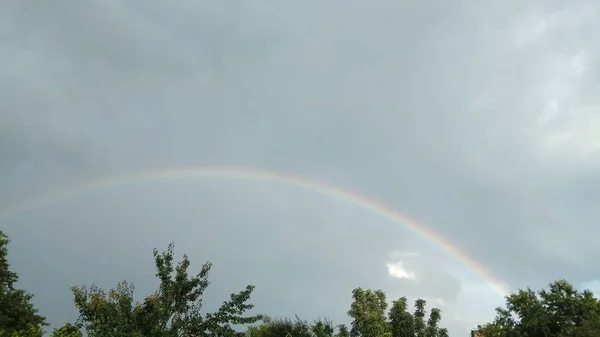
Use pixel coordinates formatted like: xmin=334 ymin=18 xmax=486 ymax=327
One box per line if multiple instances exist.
xmin=1 ymin=0 xmax=600 ymax=336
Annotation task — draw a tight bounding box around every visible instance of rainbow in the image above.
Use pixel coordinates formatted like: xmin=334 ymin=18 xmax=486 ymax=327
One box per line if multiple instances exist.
xmin=0 ymin=165 xmax=510 ymax=296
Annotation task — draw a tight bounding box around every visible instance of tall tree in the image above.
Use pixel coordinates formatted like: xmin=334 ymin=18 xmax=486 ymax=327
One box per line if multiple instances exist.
xmin=388 ymin=297 xmax=413 ymax=337
xmin=0 ymin=231 xmax=47 ymax=337
xmin=388 ymin=297 xmax=446 ymax=337
xmin=412 ymin=299 xmax=426 ymax=337
xmin=478 ymin=279 xmax=600 ymax=337
xmin=425 ymin=308 xmax=445 ymax=337
xmin=71 ymin=243 xmax=263 ymax=337
xmin=348 ymin=288 xmax=389 ymax=337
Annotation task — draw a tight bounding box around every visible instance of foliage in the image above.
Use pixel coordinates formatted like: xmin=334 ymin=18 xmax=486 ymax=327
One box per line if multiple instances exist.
xmin=348 ymin=288 xmax=389 ymax=337
xmin=336 ymin=324 xmax=350 ymax=337
xmin=247 ymin=316 xmax=314 ymax=337
xmin=387 ymin=296 xmax=447 ymax=337
xmin=558 ymin=314 xmax=600 ymax=337
xmin=8 ymin=227 xmax=600 ymax=337
xmin=312 ymin=317 xmax=336 ymax=337
xmin=0 ymin=325 xmax=44 ymax=337
xmin=346 ymin=288 xmax=446 ymax=337
xmin=70 ymin=242 xmax=264 ymax=337
xmin=49 ymin=323 xmax=83 ymax=337
xmin=478 ymin=279 xmax=600 ymax=337
xmin=246 ymin=316 xmax=348 ymax=337
xmin=0 ymin=231 xmax=47 ymax=337
xmin=0 ymin=230 xmax=455 ymax=337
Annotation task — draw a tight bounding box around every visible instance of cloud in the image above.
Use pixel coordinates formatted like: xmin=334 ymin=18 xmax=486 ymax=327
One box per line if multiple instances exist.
xmin=386 ymin=260 xmax=417 ymax=281
xmin=1 ymin=1 xmax=600 ymax=336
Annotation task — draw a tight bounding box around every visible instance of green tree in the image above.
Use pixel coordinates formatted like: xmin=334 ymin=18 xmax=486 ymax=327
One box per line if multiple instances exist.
xmin=478 ymin=279 xmax=600 ymax=337
xmin=0 ymin=325 xmax=44 ymax=337
xmin=71 ymin=243 xmax=263 ymax=337
xmin=245 ymin=316 xmax=313 ymax=337
xmin=425 ymin=308 xmax=446 ymax=337
xmin=336 ymin=324 xmax=349 ymax=337
xmin=388 ymin=297 xmax=412 ymax=337
xmin=435 ymin=328 xmax=448 ymax=337
xmin=312 ymin=318 xmax=335 ymax=337
xmin=0 ymin=231 xmax=47 ymax=337
xmin=388 ymin=297 xmax=445 ymax=337
xmin=348 ymin=288 xmax=389 ymax=337
xmin=245 ymin=316 xmax=346 ymax=337
xmin=558 ymin=314 xmax=600 ymax=337
xmin=49 ymin=323 xmax=83 ymax=337
xmin=412 ymin=299 xmax=426 ymax=337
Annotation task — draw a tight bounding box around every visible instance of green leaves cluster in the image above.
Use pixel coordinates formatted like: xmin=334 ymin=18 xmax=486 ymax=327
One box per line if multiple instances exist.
xmin=0 ymin=230 xmax=263 ymax=337
xmin=347 ymin=288 xmax=447 ymax=337
xmin=245 ymin=288 xmax=450 ymax=337
xmin=0 ymin=232 xmax=47 ymax=337
xmin=0 ymin=229 xmax=453 ymax=337
xmin=478 ymin=279 xmax=600 ymax=337
xmin=70 ymin=243 xmax=263 ymax=337
xmin=246 ymin=316 xmax=346 ymax=337
xmin=8 ymin=225 xmax=600 ymax=337
xmin=49 ymin=323 xmax=83 ymax=337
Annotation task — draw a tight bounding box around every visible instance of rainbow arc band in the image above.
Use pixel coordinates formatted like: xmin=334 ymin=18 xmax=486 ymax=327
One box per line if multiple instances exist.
xmin=0 ymin=165 xmax=510 ymax=297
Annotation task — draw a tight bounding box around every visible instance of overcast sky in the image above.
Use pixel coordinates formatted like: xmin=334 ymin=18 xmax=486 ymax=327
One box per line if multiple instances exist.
xmin=2 ymin=1 xmax=600 ymax=336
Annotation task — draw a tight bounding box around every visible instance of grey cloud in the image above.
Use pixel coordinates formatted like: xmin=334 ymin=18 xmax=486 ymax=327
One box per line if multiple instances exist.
xmin=2 ymin=1 xmax=600 ymax=336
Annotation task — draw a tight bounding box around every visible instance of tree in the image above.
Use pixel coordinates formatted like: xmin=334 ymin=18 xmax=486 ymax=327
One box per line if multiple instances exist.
xmin=0 ymin=231 xmax=47 ymax=337
xmin=478 ymin=279 xmax=600 ymax=337
xmin=336 ymin=324 xmax=350 ymax=337
xmin=246 ymin=316 xmax=313 ymax=337
xmin=0 ymin=325 xmax=44 ymax=337
xmin=425 ymin=309 xmax=447 ymax=337
xmin=348 ymin=288 xmax=389 ymax=337
xmin=388 ymin=297 xmax=412 ymax=337
xmin=388 ymin=297 xmax=446 ymax=337
xmin=70 ymin=243 xmax=264 ymax=337
xmin=49 ymin=323 xmax=83 ymax=337
xmin=0 ymin=229 xmax=454 ymax=337
xmin=558 ymin=315 xmax=600 ymax=337
xmin=312 ymin=318 xmax=336 ymax=337
xmin=245 ymin=316 xmax=346 ymax=337
xmin=412 ymin=299 xmax=426 ymax=337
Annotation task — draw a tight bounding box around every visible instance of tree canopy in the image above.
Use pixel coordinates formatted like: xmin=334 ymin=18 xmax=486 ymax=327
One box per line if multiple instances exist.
xmin=70 ymin=243 xmax=263 ymax=337
xmin=0 ymin=230 xmax=451 ymax=336
xmin=6 ymin=229 xmax=600 ymax=337
xmin=477 ymin=279 xmax=600 ymax=337
xmin=0 ymin=232 xmax=47 ymax=337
